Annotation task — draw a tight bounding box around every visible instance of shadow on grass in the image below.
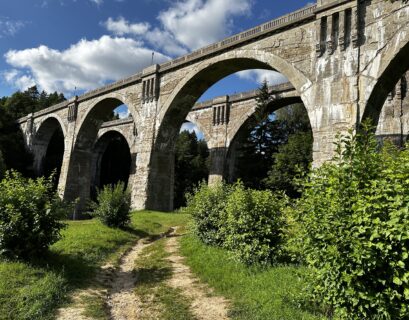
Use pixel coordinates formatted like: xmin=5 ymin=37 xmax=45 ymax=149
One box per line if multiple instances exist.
xmin=28 ymin=225 xmax=153 ymax=289
xmin=134 ymin=266 xmax=173 ymax=288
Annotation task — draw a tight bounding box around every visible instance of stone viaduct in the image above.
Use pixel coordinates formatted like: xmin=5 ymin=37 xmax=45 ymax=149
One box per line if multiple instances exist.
xmin=17 ymin=0 xmax=409 ymax=211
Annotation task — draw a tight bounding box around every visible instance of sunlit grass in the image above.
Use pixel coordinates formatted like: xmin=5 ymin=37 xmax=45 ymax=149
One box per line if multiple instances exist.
xmin=180 ymin=234 xmax=327 ymax=320
xmin=0 ymin=211 xmax=190 ymax=320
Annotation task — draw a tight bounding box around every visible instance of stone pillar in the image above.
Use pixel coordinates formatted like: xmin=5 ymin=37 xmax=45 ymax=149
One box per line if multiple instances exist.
xmin=135 ymin=64 xmax=171 ymax=211
xmin=207 ymin=96 xmax=230 ymax=185
xmin=208 ymin=147 xmax=227 ymax=185
xmin=57 ymin=98 xmax=78 ymax=207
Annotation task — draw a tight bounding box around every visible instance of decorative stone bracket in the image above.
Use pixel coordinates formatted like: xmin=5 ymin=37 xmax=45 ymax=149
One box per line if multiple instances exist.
xmin=67 ymin=96 xmax=78 ymax=122
xmin=142 ymin=64 xmax=160 ymax=103
xmin=212 ymin=96 xmax=230 ymax=126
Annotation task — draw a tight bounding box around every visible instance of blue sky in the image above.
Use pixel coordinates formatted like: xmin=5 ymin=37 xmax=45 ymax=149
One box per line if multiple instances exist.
xmin=0 ymin=0 xmax=313 ymax=103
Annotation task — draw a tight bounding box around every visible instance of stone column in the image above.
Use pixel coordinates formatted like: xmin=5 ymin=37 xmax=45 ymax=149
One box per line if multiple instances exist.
xmin=57 ymin=99 xmax=79 ymax=210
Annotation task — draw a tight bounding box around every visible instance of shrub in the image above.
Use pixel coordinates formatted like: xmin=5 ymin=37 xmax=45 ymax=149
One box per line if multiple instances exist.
xmin=0 ymin=171 xmax=67 ymax=258
xmin=297 ymin=124 xmax=409 ymax=319
xmin=92 ymin=182 xmax=131 ymax=228
xmin=223 ymin=182 xmax=287 ymax=265
xmin=183 ymin=181 xmax=232 ymax=246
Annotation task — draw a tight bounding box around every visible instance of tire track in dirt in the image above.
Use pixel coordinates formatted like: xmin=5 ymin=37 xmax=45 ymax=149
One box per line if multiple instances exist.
xmin=165 ymin=229 xmax=230 ymax=320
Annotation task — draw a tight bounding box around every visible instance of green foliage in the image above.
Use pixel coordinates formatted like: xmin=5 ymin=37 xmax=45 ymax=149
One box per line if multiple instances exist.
xmin=174 ymin=130 xmax=209 ymax=208
xmin=92 ymin=182 xmax=131 ymax=228
xmin=223 ymin=183 xmax=287 ymax=265
xmin=183 ymin=182 xmax=232 ymax=246
xmin=234 ymin=80 xmax=312 ymax=191
xmin=297 ymin=123 xmax=409 ymax=319
xmin=0 ymin=86 xmax=65 ymax=174
xmin=0 ymin=171 xmax=68 ymax=259
xmin=264 ymin=132 xmax=312 ymax=198
xmin=185 ymin=181 xmax=287 ymax=265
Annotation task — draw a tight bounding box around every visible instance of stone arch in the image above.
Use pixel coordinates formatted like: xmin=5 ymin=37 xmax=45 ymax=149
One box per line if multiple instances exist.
xmin=225 ymin=96 xmax=305 ymax=183
xmin=97 ymin=127 xmax=135 ymax=151
xmin=148 ymin=49 xmax=313 ymax=211
xmin=74 ymin=93 xmax=139 ymax=143
xmin=227 ymin=96 xmax=303 ymax=144
xmin=32 ymin=115 xmax=66 ymax=179
xmin=362 ymin=32 xmax=409 ymax=125
xmin=90 ymin=130 xmax=132 ymax=199
xmin=63 ymin=97 xmax=137 ymax=208
xmin=184 ymin=114 xmax=212 ymax=143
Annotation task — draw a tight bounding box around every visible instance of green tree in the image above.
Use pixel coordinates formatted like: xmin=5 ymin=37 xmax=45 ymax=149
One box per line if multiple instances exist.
xmin=297 ymin=124 xmax=409 ymax=318
xmin=264 ymin=132 xmax=312 ymax=197
xmin=235 ymin=80 xmax=312 ymax=191
xmin=174 ymin=130 xmax=209 ymax=208
xmin=0 ymin=86 xmax=66 ymax=175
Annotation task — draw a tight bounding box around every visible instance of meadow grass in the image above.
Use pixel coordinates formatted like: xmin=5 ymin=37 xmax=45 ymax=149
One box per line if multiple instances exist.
xmin=179 ymin=234 xmax=327 ymax=320
xmin=0 ymin=211 xmax=189 ymax=320
xmin=133 ymin=238 xmax=195 ymax=320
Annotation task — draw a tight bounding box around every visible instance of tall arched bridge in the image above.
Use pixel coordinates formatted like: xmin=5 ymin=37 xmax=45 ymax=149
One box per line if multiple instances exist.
xmin=17 ymin=0 xmax=409 ymax=211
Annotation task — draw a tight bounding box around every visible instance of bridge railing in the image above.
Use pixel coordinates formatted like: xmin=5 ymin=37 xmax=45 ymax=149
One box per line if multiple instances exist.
xmin=192 ymin=82 xmax=295 ymax=110
xmin=159 ymin=4 xmax=316 ymax=73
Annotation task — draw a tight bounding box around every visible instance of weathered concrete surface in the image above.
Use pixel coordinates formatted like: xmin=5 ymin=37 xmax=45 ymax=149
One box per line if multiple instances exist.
xmin=17 ymin=0 xmax=409 ymax=211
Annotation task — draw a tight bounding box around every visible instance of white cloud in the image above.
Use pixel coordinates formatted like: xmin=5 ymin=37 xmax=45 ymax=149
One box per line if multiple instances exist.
xmin=104 ymin=17 xmax=150 ymax=36
xmin=236 ymin=70 xmax=288 ymax=86
xmin=103 ymin=0 xmax=252 ymax=56
xmin=4 ymin=36 xmax=169 ymax=93
xmin=114 ymin=105 xmax=130 ymax=119
xmin=3 ymin=70 xmax=35 ymax=91
xmin=158 ymin=0 xmax=251 ymax=50
xmin=181 ymin=121 xmax=205 ymax=140
xmin=0 ymin=17 xmax=25 ymax=38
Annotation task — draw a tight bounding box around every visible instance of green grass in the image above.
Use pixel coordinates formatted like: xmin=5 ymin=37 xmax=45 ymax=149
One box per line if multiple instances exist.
xmin=0 ymin=211 xmax=190 ymax=320
xmin=134 ymin=237 xmax=195 ymax=320
xmin=179 ymin=234 xmax=327 ymax=320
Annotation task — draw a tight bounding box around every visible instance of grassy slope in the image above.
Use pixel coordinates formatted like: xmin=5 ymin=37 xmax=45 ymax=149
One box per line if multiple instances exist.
xmin=180 ymin=234 xmax=326 ymax=320
xmin=0 ymin=211 xmax=190 ymax=320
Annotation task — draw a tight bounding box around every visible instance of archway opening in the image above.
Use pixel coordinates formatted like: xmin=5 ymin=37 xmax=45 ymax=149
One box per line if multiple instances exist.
xmin=148 ymin=54 xmax=311 ymax=211
xmin=374 ymin=71 xmax=409 ymax=147
xmin=174 ymin=121 xmax=209 ymax=209
xmin=43 ymin=126 xmax=64 ymax=188
xmin=64 ymin=98 xmax=134 ymax=207
xmin=33 ymin=117 xmax=65 ymax=189
xmin=91 ymin=131 xmax=131 ymax=200
xmin=226 ymin=96 xmax=312 ymax=198
xmin=363 ymin=40 xmax=409 ymax=138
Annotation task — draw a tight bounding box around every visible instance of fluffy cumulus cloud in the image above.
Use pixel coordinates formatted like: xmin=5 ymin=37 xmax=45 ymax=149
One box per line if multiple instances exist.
xmin=157 ymin=0 xmax=251 ymax=50
xmin=104 ymin=17 xmax=150 ymax=36
xmin=4 ymin=36 xmax=169 ymax=93
xmin=4 ymin=0 xmax=253 ymax=94
xmin=103 ymin=0 xmax=252 ymax=56
xmin=236 ymin=69 xmax=288 ymax=86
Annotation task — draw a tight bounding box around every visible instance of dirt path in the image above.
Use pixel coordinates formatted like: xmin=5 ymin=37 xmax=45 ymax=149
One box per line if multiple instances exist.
xmin=56 ymin=238 xmax=154 ymax=320
xmin=165 ymin=231 xmax=230 ymax=320
xmin=57 ymin=228 xmax=230 ymax=320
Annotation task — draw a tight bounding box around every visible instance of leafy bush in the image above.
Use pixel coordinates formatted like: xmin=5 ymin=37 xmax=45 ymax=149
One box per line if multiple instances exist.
xmin=92 ymin=182 xmax=131 ymax=228
xmin=185 ymin=181 xmax=287 ymax=265
xmin=183 ymin=181 xmax=232 ymax=245
xmin=297 ymin=124 xmax=409 ymax=319
xmin=223 ymin=183 xmax=287 ymax=265
xmin=0 ymin=171 xmax=67 ymax=258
